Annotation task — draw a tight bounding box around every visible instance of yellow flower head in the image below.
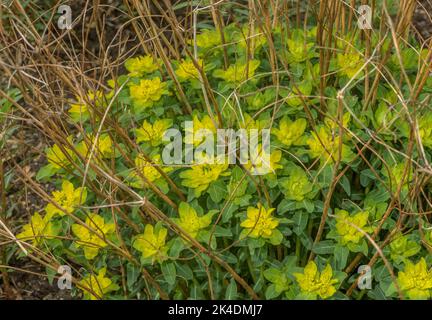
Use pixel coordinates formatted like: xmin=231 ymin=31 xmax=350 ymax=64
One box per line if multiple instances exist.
xmin=213 ymin=60 xmax=260 ymax=83
xmin=72 ymin=213 xmax=115 ymax=260
xmin=125 ymin=55 xmax=159 ymax=76
xmin=173 ymin=202 xmax=214 ymax=239
xmin=69 ymin=90 xmax=110 ymax=122
xmin=294 ymin=261 xmax=338 ymax=299
xmin=179 ymin=158 xmax=229 ymax=197
xmin=272 ymin=117 xmax=307 ymax=147
xmin=136 ymin=119 xmax=173 ymax=147
xmin=238 ymin=113 xmax=270 ymax=132
xmin=398 ymin=258 xmax=432 ymax=300
xmin=195 ymin=29 xmax=222 ymax=49
xmin=133 ymin=224 xmax=169 ymax=262
xmin=76 ymin=134 xmax=114 ymax=160
xmin=45 ymin=180 xmax=87 ymax=218
xmin=237 ymin=27 xmax=267 ymax=51
xmin=306 ymin=126 xmax=353 ymax=164
xmin=186 ymin=114 xmax=217 ymax=146
xmin=335 ymin=209 xmax=370 ymax=245
xmin=46 ymin=138 xmax=75 ymax=170
xmin=79 ymin=268 xmax=116 ymax=300
xmin=244 ymin=145 xmax=283 ymax=176
xmin=129 ymin=78 xmax=168 ymax=110
xmin=17 ymin=212 xmax=57 ymax=246
xmin=132 ymin=154 xmax=172 ymax=187
xmin=175 ymin=59 xmax=202 ymax=81
xmin=418 ymin=114 xmax=432 ymax=149
xmin=281 ymin=166 xmax=314 ymax=202
xmin=337 ymin=51 xmax=364 ymax=79
xmin=240 ymin=203 xmax=279 ymax=239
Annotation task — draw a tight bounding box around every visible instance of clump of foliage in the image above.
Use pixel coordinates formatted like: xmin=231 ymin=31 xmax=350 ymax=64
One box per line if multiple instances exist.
xmin=3 ymin=0 xmax=432 ymax=300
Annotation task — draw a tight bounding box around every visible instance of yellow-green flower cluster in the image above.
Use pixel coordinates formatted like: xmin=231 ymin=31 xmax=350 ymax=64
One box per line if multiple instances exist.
xmin=195 ymin=29 xmax=222 ymax=49
xmin=79 ymin=268 xmax=117 ymax=300
xmin=133 ymin=224 xmax=169 ymax=263
xmin=398 ymin=258 xmax=432 ymax=300
xmin=240 ymin=204 xmax=279 ymax=239
xmin=272 ymin=117 xmax=307 ymax=147
xmin=125 ymin=55 xmax=159 ymax=76
xmin=280 ymin=166 xmax=314 ymax=202
xmin=180 ymin=158 xmax=229 ymax=197
xmin=173 ymin=202 xmax=214 ymax=239
xmin=294 ymin=261 xmax=338 ymax=299
xmin=45 ymin=180 xmax=87 ymax=218
xmin=213 ymin=60 xmax=260 ymax=83
xmin=17 ymin=212 xmax=57 ymax=246
xmin=72 ymin=213 xmax=115 ymax=260
xmin=69 ymin=90 xmax=112 ymax=122
xmin=136 ymin=119 xmax=172 ymax=147
xmin=131 ymin=154 xmax=172 ymax=187
xmin=336 ymin=51 xmax=364 ymax=79
xmin=306 ymin=126 xmax=353 ymax=164
xmin=334 ymin=209 xmax=370 ymax=245
xmin=129 ymin=78 xmax=168 ymax=110
xmin=46 ymin=138 xmax=75 ymax=170
xmin=175 ymin=59 xmax=203 ymax=82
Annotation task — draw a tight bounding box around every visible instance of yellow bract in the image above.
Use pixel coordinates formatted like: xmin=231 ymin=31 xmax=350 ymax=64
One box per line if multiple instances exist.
xmin=337 ymin=51 xmax=364 ymax=79
xmin=186 ymin=114 xmax=217 ymax=146
xmin=398 ymin=258 xmax=432 ymax=300
xmin=69 ymin=90 xmax=111 ymax=122
xmin=46 ymin=138 xmax=75 ymax=170
xmin=129 ymin=78 xmax=168 ymax=109
xmin=214 ymin=60 xmax=260 ymax=83
xmin=335 ymin=209 xmax=369 ymax=245
xmin=306 ymin=126 xmax=352 ymax=164
xmin=175 ymin=59 xmax=202 ymax=81
xmin=76 ymin=133 xmax=114 ymax=160
xmin=294 ymin=261 xmax=338 ymax=299
xmin=133 ymin=224 xmax=168 ymax=262
xmin=125 ymin=55 xmax=159 ymax=76
xmin=173 ymin=202 xmax=213 ymax=239
xmin=195 ymin=29 xmax=222 ymax=49
xmin=244 ymin=145 xmax=283 ymax=176
xmin=179 ymin=158 xmax=229 ymax=197
xmin=132 ymin=154 xmax=172 ymax=187
xmin=45 ymin=180 xmax=87 ymax=218
xmin=237 ymin=27 xmax=267 ymax=51
xmin=79 ymin=268 xmax=115 ymax=300
xmin=239 ymin=113 xmax=269 ymax=132
xmin=240 ymin=203 xmax=279 ymax=239
xmin=72 ymin=213 xmax=115 ymax=260
xmin=17 ymin=212 xmax=57 ymax=246
xmin=136 ymin=119 xmax=172 ymax=146
xmin=272 ymin=117 xmax=307 ymax=147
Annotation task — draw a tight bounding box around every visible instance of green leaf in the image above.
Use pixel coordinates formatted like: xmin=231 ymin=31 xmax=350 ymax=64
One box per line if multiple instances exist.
xmin=36 ymin=164 xmax=56 ymax=181
xmin=126 ymin=263 xmax=140 ymax=290
xmin=340 ymin=175 xmax=351 ymax=195
xmin=207 ymin=180 xmax=227 ymax=203
xmin=175 ymin=262 xmax=193 ymax=281
xmin=161 ymin=262 xmax=176 ymax=285
xmin=265 ymin=284 xmax=280 ymax=299
xmin=293 ymin=211 xmax=308 ymax=235
xmin=312 ymin=240 xmax=335 ymax=254
xmin=334 ymin=245 xmax=349 ymax=270
xmin=269 ymin=229 xmax=283 ymax=245
xmin=225 ymin=279 xmax=238 ymax=300
xmin=278 ymin=199 xmax=296 ymax=214
xmin=46 ymin=266 xmax=57 ymax=285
